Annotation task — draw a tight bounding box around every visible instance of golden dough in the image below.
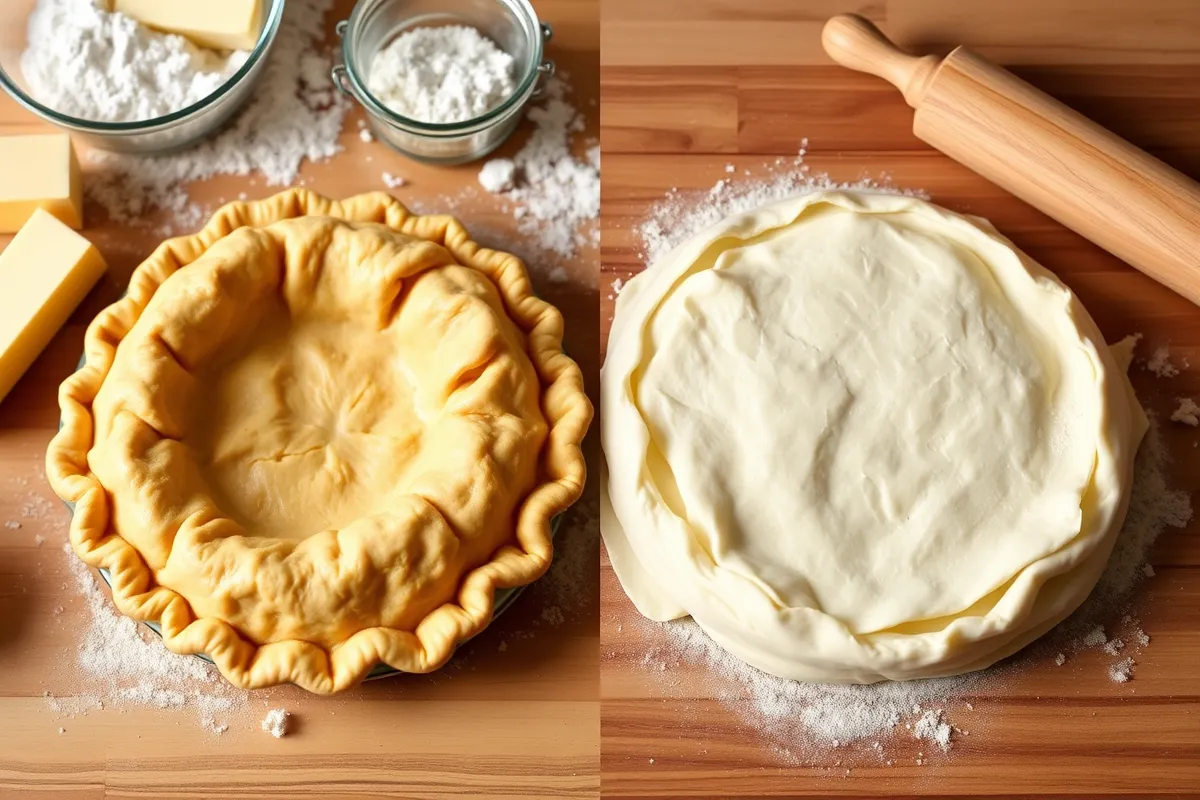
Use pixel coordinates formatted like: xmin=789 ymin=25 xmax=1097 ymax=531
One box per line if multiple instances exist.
xmin=47 ymin=189 xmax=592 ymax=693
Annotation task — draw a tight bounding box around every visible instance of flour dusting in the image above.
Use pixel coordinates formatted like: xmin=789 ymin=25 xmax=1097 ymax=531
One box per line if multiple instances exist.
xmin=1147 ymin=346 xmax=1180 ymax=378
xmin=48 ymin=542 xmax=250 ymax=734
xmin=477 ymin=78 xmax=600 ymax=258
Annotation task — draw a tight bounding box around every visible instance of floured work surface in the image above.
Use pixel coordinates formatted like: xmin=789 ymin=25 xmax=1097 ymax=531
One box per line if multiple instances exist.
xmin=599 ymin=1 xmax=1200 ymax=796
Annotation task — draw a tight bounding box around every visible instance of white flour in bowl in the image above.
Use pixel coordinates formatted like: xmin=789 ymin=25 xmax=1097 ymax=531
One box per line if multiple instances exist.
xmin=21 ymin=0 xmax=249 ymax=123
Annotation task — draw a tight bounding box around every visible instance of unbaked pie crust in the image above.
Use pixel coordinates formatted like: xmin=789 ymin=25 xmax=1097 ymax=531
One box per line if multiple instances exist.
xmin=47 ymin=189 xmax=592 ymax=693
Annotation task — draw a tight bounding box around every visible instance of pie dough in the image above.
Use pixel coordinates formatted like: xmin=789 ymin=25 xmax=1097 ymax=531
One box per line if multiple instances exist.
xmin=47 ymin=189 xmax=592 ymax=693
xmin=602 ymin=191 xmax=1145 ymax=683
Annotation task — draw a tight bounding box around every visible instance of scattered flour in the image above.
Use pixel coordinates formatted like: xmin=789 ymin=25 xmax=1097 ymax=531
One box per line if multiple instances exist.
xmin=638 ymin=163 xmax=926 ymax=268
xmin=402 ymin=73 xmax=597 ymax=285
xmin=532 ymin=496 xmax=598 ymax=627
xmin=1171 ymin=397 xmax=1200 ymax=426
xmin=21 ymin=0 xmax=248 ymax=123
xmin=1054 ymin=652 xmax=1066 ymax=666
xmin=51 ymin=542 xmax=248 ymax=734
xmin=262 ymin=708 xmax=291 ymax=738
xmin=1068 ymin=417 xmax=1191 ymax=628
xmin=22 ymin=496 xmax=57 ymax=519
xmin=477 ymin=78 xmax=600 ymax=257
xmin=1082 ymin=626 xmax=1109 ymax=648
xmin=912 ymin=709 xmax=953 ymax=751
xmin=1147 ymin=347 xmax=1180 ymax=378
xmin=381 ymin=171 xmax=407 ymax=189
xmin=367 ymin=26 xmax=514 ymax=124
xmin=1109 ymin=658 xmax=1135 ymax=683
xmin=473 ymin=494 xmax=597 ymax=657
xmin=4 ymin=521 xmax=20 ymax=530
xmin=357 ymin=120 xmax=374 ymax=143
xmin=655 ymin=616 xmax=977 ymax=756
xmin=202 ymin=718 xmax=230 ymax=735
xmin=479 ymin=158 xmax=517 ymax=193
xmin=55 ymin=0 xmax=348 ymax=226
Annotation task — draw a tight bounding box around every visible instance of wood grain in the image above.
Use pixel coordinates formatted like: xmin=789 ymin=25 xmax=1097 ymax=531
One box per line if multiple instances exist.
xmin=600 ymin=1 xmax=1200 ymax=797
xmin=0 ymin=1 xmax=599 ymax=797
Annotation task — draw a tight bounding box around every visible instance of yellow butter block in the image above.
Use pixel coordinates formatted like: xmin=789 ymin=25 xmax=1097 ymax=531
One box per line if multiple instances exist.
xmin=0 ymin=209 xmax=106 ymax=404
xmin=114 ymin=0 xmax=264 ymax=51
xmin=0 ymin=134 xmax=83 ymax=234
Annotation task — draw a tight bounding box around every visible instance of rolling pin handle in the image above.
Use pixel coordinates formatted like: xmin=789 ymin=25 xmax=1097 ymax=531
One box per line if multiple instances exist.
xmin=821 ymin=14 xmax=941 ymax=109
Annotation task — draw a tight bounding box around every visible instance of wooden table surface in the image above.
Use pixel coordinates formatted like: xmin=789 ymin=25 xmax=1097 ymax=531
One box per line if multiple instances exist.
xmin=0 ymin=1 xmax=600 ymax=797
xmin=599 ymin=1 xmax=1200 ymax=797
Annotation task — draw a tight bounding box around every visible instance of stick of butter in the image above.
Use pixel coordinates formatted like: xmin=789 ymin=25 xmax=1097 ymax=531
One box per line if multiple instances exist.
xmin=0 ymin=210 xmax=107 ymax=405
xmin=113 ymin=0 xmax=264 ymax=52
xmin=0 ymin=134 xmax=83 ymax=234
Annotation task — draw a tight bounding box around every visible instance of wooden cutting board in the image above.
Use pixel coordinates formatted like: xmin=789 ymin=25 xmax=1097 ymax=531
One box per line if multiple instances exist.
xmin=0 ymin=1 xmax=599 ymax=797
xmin=599 ymin=1 xmax=1200 ymax=797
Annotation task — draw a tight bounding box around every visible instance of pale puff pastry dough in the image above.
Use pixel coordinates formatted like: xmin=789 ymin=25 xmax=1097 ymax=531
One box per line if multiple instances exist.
xmin=602 ymin=191 xmax=1145 ymax=683
xmin=48 ymin=189 xmax=592 ymax=693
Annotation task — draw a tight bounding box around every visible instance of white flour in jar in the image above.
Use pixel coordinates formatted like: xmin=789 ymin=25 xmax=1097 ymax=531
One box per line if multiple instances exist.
xmin=367 ymin=25 xmax=515 ymax=124
xmin=21 ymin=0 xmax=249 ymax=123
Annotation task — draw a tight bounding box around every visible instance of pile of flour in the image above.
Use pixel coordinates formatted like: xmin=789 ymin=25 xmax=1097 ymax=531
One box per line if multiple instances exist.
xmin=623 ymin=159 xmax=1193 ymax=764
xmin=367 ymin=25 xmax=515 ymax=124
xmin=48 ymin=543 xmax=250 ymax=735
xmin=21 ymin=0 xmax=249 ymax=123
xmin=21 ymin=0 xmax=347 ymax=226
xmin=476 ymin=77 xmax=600 ymax=258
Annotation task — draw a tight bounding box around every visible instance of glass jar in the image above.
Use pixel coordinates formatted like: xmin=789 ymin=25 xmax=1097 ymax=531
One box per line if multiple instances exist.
xmin=332 ymin=0 xmax=554 ymax=165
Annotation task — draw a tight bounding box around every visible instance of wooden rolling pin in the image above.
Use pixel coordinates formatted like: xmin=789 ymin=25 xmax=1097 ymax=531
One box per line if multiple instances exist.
xmin=822 ymin=14 xmax=1200 ymax=306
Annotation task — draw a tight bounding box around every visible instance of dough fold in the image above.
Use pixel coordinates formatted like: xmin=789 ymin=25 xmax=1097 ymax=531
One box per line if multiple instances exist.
xmin=602 ymin=191 xmax=1144 ymax=683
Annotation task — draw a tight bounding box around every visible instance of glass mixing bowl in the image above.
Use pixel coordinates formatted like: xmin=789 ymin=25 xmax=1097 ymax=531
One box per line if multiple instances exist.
xmin=333 ymin=0 xmax=555 ymax=164
xmin=0 ymin=0 xmax=285 ymax=154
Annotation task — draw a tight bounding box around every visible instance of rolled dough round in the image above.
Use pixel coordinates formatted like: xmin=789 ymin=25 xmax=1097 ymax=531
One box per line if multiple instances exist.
xmin=602 ymin=191 xmax=1146 ymax=683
